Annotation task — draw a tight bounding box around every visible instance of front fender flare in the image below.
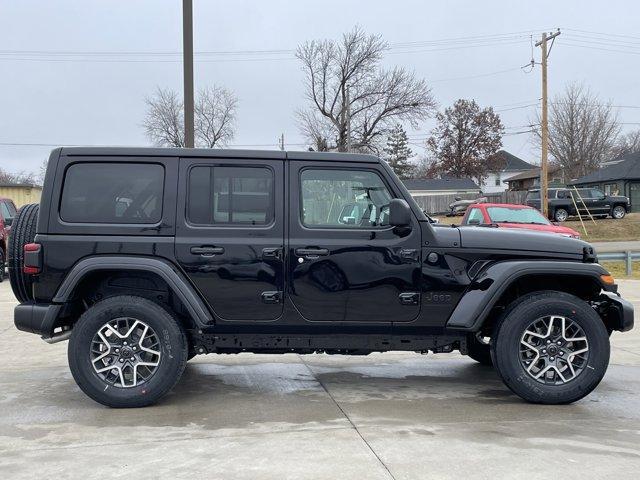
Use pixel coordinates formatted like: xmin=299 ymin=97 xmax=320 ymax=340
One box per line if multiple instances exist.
xmin=53 ymin=256 xmax=212 ymax=327
xmin=445 ymin=261 xmax=610 ymax=332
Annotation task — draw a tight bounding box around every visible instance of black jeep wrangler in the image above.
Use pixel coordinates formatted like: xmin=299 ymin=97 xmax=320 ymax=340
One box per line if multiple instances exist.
xmin=526 ymin=187 xmax=631 ymax=222
xmin=9 ymin=148 xmax=634 ymax=407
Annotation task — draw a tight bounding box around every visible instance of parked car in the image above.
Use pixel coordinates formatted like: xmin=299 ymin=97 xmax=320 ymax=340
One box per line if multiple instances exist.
xmin=461 ymin=203 xmax=581 ymax=239
xmin=9 ymin=147 xmax=633 ymax=407
xmin=525 ymin=187 xmax=630 ymax=222
xmin=0 ymin=197 xmax=18 ymax=281
xmin=445 ymin=196 xmax=487 ymax=216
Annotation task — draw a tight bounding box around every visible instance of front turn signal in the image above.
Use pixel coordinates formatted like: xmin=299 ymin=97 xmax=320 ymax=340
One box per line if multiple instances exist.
xmin=601 ymin=274 xmax=615 ymax=285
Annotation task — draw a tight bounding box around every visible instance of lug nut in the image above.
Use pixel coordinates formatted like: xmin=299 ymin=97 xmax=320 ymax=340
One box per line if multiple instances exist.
xmin=560 ymin=352 xmax=564 ymax=356
xmin=133 ymin=346 xmax=137 ymax=351
xmin=550 ymin=357 xmax=555 ymax=361
xmin=557 ymin=341 xmax=561 ymax=345
xmin=119 ymin=358 xmax=124 ymax=363
xmin=115 ymin=349 xmax=120 ymax=353
xmin=547 ymin=340 xmax=551 ymax=344
xmin=542 ymin=349 xmax=547 ymax=354
xmin=123 ymin=341 xmax=128 ymax=346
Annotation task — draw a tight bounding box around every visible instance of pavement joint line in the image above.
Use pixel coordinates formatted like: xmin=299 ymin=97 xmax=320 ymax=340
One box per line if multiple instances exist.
xmin=297 ymin=354 xmax=397 ymax=480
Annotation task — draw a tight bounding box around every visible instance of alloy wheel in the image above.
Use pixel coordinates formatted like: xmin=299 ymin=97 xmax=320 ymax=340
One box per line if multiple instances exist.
xmin=90 ymin=317 xmax=162 ymax=388
xmin=519 ymin=315 xmax=589 ymax=385
xmin=613 ymin=206 xmax=625 ymax=219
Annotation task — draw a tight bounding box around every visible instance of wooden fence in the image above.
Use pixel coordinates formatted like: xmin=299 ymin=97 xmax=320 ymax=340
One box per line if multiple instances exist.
xmin=412 ymin=190 xmax=528 ymax=215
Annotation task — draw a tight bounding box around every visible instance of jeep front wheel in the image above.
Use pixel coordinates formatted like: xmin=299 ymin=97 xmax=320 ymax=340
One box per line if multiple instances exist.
xmin=491 ymin=291 xmax=609 ymax=404
xmin=68 ymin=295 xmax=188 ymax=408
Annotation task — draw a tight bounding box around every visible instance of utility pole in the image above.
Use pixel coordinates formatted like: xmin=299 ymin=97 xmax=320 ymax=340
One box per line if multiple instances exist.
xmin=345 ymin=85 xmax=351 ymax=153
xmin=535 ymin=29 xmax=561 ymax=217
xmin=183 ymin=0 xmax=194 ymax=148
xmin=279 ymin=133 xmax=285 ymax=151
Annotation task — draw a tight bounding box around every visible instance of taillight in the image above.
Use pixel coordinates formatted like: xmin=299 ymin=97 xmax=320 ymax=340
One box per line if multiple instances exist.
xmin=23 ymin=243 xmax=42 ymax=274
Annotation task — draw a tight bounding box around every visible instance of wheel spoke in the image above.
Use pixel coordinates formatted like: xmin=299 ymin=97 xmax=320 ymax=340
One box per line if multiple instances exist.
xmin=90 ymin=317 xmax=161 ymax=389
xmin=519 ymin=314 xmax=589 ymax=386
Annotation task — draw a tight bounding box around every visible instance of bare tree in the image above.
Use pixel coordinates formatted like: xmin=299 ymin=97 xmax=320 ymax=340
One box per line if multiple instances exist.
xmin=296 ymin=26 xmax=436 ymax=153
xmin=195 ymin=86 xmax=238 ymax=147
xmin=0 ymin=168 xmax=36 ymax=185
xmin=143 ymin=87 xmax=185 ymax=147
xmin=426 ymin=99 xmax=504 ymax=184
xmin=143 ymin=86 xmax=238 ymax=148
xmin=611 ymin=129 xmax=640 ymax=158
xmin=534 ymin=83 xmax=619 ymax=179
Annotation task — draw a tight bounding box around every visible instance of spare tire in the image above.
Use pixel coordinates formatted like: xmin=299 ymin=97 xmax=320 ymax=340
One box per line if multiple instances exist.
xmin=8 ymin=203 xmax=39 ymax=303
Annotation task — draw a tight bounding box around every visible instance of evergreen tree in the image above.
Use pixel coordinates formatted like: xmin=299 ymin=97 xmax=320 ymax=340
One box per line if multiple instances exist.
xmin=384 ymin=124 xmax=414 ymax=178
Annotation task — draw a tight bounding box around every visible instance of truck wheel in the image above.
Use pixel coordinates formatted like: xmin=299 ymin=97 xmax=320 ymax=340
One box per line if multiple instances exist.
xmin=68 ymin=295 xmax=188 ymax=408
xmin=491 ymin=291 xmax=609 ymax=404
xmin=611 ymin=205 xmax=626 ymax=219
xmin=467 ymin=334 xmax=493 ymax=366
xmin=7 ymin=203 xmax=39 ymax=302
xmin=553 ymin=208 xmax=568 ymax=222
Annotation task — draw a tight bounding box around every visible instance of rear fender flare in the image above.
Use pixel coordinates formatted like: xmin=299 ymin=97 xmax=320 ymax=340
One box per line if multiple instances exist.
xmin=53 ymin=256 xmax=212 ymax=327
xmin=445 ymin=261 xmax=610 ymax=331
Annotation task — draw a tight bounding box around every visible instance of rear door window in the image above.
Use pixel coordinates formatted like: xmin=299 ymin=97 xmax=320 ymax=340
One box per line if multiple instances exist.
xmin=187 ymin=166 xmax=274 ymax=226
xmin=60 ymin=163 xmax=164 ymax=224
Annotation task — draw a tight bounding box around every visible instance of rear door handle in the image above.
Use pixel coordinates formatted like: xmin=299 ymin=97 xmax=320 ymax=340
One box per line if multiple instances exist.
xmin=190 ymin=246 xmax=225 ymax=256
xmin=295 ymin=248 xmax=329 ymax=258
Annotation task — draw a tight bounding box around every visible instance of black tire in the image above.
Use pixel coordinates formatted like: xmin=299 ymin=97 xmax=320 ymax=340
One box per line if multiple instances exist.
xmin=8 ymin=203 xmax=39 ymax=302
xmin=491 ymin=291 xmax=610 ymax=404
xmin=68 ymin=295 xmax=188 ymax=408
xmin=467 ymin=334 xmax=493 ymax=366
xmin=553 ymin=208 xmax=569 ymax=222
xmin=611 ymin=205 xmax=626 ymax=219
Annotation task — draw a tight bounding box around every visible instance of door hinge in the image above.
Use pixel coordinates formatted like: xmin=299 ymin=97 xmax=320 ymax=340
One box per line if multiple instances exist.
xmin=399 ymin=292 xmax=420 ymax=305
xmin=261 ymin=291 xmax=282 ymax=304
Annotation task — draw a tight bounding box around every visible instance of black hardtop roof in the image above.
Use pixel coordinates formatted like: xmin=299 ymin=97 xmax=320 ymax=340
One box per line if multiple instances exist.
xmin=58 ymin=147 xmax=380 ymax=163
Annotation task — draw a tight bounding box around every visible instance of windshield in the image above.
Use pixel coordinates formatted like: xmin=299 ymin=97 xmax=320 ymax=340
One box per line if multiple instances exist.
xmin=486 ymin=206 xmax=550 ymax=225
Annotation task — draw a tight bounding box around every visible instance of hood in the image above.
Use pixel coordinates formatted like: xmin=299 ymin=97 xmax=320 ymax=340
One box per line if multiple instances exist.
xmin=495 ymin=222 xmax=580 ymax=238
xmin=457 ymin=225 xmax=590 ymax=256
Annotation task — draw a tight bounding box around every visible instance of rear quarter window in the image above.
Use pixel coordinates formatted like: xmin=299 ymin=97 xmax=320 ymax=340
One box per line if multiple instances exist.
xmin=59 ymin=163 xmax=164 ymax=224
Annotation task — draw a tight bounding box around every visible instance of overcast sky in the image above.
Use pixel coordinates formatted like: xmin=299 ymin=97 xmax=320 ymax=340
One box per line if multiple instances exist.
xmin=1 ymin=0 xmax=639 ymax=174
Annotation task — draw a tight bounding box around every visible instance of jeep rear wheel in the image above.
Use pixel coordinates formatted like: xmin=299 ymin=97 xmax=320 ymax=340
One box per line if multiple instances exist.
xmin=8 ymin=203 xmax=39 ymax=302
xmin=68 ymin=296 xmax=188 ymax=408
xmin=491 ymin=291 xmax=609 ymax=404
xmin=553 ymin=208 xmax=569 ymax=222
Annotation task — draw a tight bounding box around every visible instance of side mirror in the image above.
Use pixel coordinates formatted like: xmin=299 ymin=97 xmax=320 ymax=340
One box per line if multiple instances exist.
xmin=468 ymin=218 xmax=481 ymax=225
xmin=454 ymin=196 xmax=462 ymax=201
xmin=389 ymin=198 xmax=412 ymax=227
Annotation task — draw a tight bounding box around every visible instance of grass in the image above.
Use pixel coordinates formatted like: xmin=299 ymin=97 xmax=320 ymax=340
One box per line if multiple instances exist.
xmin=600 ymin=261 xmax=640 ymax=280
xmin=431 ymin=213 xmax=640 ymax=243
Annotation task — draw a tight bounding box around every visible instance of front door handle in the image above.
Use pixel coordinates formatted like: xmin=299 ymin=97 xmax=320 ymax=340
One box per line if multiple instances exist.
xmin=190 ymin=246 xmax=225 ymax=256
xmin=295 ymin=248 xmax=329 ymax=258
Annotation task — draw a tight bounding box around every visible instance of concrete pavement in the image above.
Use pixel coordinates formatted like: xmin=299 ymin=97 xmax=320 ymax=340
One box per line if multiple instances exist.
xmin=592 ymin=240 xmax=640 ymax=253
xmin=1 ymin=280 xmax=639 ymax=479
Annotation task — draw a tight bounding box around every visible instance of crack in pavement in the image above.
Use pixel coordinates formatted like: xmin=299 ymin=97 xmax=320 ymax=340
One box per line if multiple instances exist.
xmin=297 ymin=354 xmax=397 ymax=480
